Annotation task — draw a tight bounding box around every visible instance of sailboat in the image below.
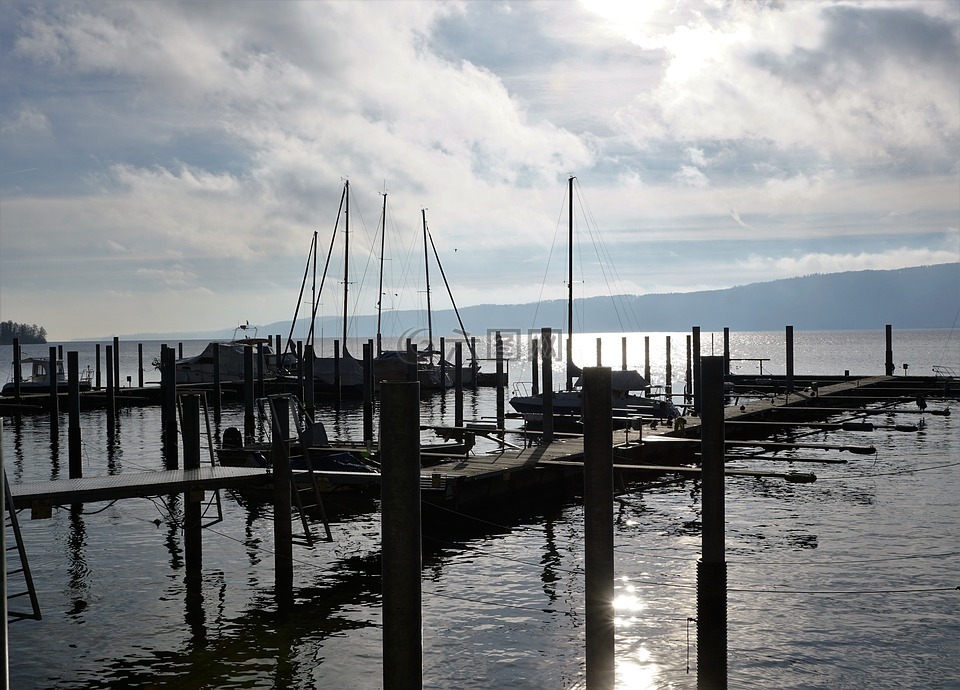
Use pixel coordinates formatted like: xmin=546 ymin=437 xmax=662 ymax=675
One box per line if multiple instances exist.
xmin=284 ymin=180 xmax=364 ymax=397
xmin=509 ymin=176 xmax=679 ymax=428
xmin=373 ymin=200 xmax=478 ymax=390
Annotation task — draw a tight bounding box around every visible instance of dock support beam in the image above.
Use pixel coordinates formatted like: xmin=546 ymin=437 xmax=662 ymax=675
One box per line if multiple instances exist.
xmin=644 ymin=336 xmax=650 ymax=385
xmin=212 ymin=344 xmax=222 ymax=418
xmin=12 ymin=338 xmax=21 ymax=402
xmin=113 ymin=337 xmax=120 ymax=400
xmin=334 ymin=340 xmax=342 ymax=409
xmin=138 ymin=343 xmax=144 ymax=388
xmin=304 ymin=343 xmax=316 ymax=418
xmin=105 ymin=345 xmax=116 ymax=434
xmin=723 ymin=328 xmax=730 ymax=376
xmin=583 ymin=367 xmax=614 ymax=690
xmin=380 ymin=381 xmax=422 ymax=690
xmin=698 ymin=356 xmax=728 ymax=689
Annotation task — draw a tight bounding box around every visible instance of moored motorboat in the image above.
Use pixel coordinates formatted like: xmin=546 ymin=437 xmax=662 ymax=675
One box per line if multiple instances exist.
xmin=2 ymin=356 xmax=93 ymax=396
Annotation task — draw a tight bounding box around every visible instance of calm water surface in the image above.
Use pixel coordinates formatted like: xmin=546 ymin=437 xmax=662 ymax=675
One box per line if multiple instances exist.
xmin=3 ymin=330 xmax=959 ymax=688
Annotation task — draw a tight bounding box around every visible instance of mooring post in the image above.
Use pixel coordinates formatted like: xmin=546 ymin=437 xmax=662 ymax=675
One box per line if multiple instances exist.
xmin=12 ymin=338 xmax=21 ymax=402
xmin=454 ymin=342 xmax=464 ymax=428
xmin=95 ymin=343 xmax=101 ymax=391
xmin=334 ymin=340 xmax=342 ymax=408
xmin=470 ymin=337 xmax=478 ymax=389
xmin=406 ymin=341 xmax=418 ymax=382
xmin=178 ymin=342 xmax=183 ymax=359
xmin=105 ymin=345 xmax=116 ymax=433
xmin=698 ymin=355 xmax=728 ymax=689
xmin=256 ymin=343 xmax=266 ymax=400
xmin=885 ymin=324 xmax=894 ymax=376
xmin=785 ymin=325 xmax=795 ymax=394
xmin=271 ymin=396 xmax=293 ymax=611
xmin=363 ymin=341 xmax=374 ymax=448
xmin=722 ymin=328 xmax=730 ymax=376
xmin=48 ymin=346 xmax=59 ymax=429
xmin=112 ymin=337 xmax=120 ymax=399
xmin=243 ymin=345 xmax=254 ymax=443
xmin=304 ymin=343 xmax=316 ymax=419
xmin=380 ymin=381 xmax=423 ymax=690
xmin=583 ymin=367 xmax=615 ymax=689
xmin=692 ymin=328 xmax=701 ymax=416
xmin=68 ymin=352 xmax=82 ymax=479
xmin=596 ymin=337 xmax=602 ymax=366
xmin=541 ymin=327 xmax=554 ymax=443
xmin=621 ymin=336 xmax=627 ymax=371
xmin=137 ymin=343 xmax=144 ymax=388
xmin=665 ymin=336 xmax=673 ymax=401
xmin=496 ymin=331 xmax=505 ymax=430
xmin=439 ymin=336 xmax=446 ymax=386
xmin=212 ymin=344 xmax=222 ymax=418
xmin=531 ymin=337 xmax=540 ymax=397
xmin=181 ymin=394 xmax=203 ymax=580
xmin=296 ymin=340 xmax=304 ymax=403
xmin=644 ymin=335 xmax=651 ymax=385
xmin=161 ymin=346 xmax=178 ymax=469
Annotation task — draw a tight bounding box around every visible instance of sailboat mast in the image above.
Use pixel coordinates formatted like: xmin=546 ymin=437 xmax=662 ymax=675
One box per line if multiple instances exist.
xmin=342 ymin=179 xmax=350 ymax=355
xmin=377 ymin=190 xmax=387 ymax=356
xmin=422 ymin=208 xmax=434 ymax=354
xmin=566 ymin=174 xmax=575 ymax=391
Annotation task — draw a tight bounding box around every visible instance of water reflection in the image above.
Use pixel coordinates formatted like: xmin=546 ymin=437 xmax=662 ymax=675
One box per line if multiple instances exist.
xmin=66 ymin=505 xmax=90 ymax=616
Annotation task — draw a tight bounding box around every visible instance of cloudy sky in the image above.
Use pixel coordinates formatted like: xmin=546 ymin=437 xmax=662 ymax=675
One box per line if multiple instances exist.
xmin=1 ymin=0 xmax=958 ymax=340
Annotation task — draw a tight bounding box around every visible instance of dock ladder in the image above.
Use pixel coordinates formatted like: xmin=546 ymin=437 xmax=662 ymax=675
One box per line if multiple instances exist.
xmin=3 ymin=469 xmax=41 ymax=622
xmin=262 ymin=396 xmax=333 ymax=545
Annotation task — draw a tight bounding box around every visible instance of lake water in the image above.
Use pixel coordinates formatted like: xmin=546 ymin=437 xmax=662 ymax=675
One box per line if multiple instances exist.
xmin=3 ymin=329 xmax=959 ymax=689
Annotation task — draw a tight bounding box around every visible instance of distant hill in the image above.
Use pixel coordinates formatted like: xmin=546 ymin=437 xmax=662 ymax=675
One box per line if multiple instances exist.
xmin=122 ymin=263 xmax=959 ymax=340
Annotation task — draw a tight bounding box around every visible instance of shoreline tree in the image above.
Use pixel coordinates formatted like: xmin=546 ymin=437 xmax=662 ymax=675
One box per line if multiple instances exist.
xmin=0 ymin=321 xmax=48 ymax=345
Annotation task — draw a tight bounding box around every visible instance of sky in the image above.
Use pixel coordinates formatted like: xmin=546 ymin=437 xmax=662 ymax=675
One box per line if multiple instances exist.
xmin=1 ymin=0 xmax=958 ymax=341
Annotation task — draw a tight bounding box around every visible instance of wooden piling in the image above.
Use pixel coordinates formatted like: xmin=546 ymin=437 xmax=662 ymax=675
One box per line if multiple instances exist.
xmin=885 ymin=324 xmax=895 ymax=376
xmin=698 ymin=356 xmax=727 ymax=689
xmin=334 ymin=340 xmax=342 ymax=408
xmin=596 ymin=337 xmax=602 ymax=366
xmin=644 ymin=335 xmax=650 ymax=384
xmin=95 ymin=343 xmax=101 ymax=391
xmin=665 ymin=336 xmax=673 ymax=400
xmin=541 ymin=327 xmax=554 ymax=443
xmin=243 ymin=346 xmax=254 ymax=443
xmin=304 ymin=343 xmax=316 ymax=418
xmin=621 ymin=336 xmax=627 ymax=371
xmin=496 ymin=331 xmax=505 ymax=429
xmin=583 ymin=367 xmax=615 ymax=690
xmin=161 ymin=346 xmax=178 ymax=469
xmin=138 ymin=343 xmax=144 ymax=388
xmin=212 ymin=344 xmax=222 ymax=417
xmin=470 ymin=337 xmax=478 ymax=389
xmin=271 ymin=396 xmax=293 ymax=610
xmin=723 ymin=327 xmax=730 ymax=376
xmin=67 ymin=352 xmax=82 ymax=479
xmin=785 ymin=325 xmax=795 ymax=394
xmin=454 ymin=342 xmax=464 ymax=428
xmin=256 ymin=343 xmax=266 ymax=400
xmin=380 ymin=381 xmax=422 ymax=690
xmin=181 ymin=394 xmax=203 ymax=579
xmin=692 ymin=327 xmax=701 ymax=415
xmin=12 ymin=338 xmax=21 ymax=402
xmin=439 ymin=336 xmax=446 ymax=385
xmin=48 ymin=346 xmax=59 ymax=429
xmin=531 ymin=337 xmax=540 ymax=397
xmin=363 ymin=341 xmax=374 ymax=447
xmin=112 ymin=337 xmax=120 ymax=398
xmin=105 ymin=345 xmax=116 ymax=432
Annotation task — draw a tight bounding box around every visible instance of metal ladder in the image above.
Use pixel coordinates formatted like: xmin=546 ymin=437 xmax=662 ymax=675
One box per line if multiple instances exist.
xmin=4 ymin=470 xmax=41 ymax=622
xmin=261 ymin=396 xmax=333 ymax=545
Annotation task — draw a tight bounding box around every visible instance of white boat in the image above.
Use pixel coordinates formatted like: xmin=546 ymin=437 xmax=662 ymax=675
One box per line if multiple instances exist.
xmin=2 ymin=356 xmax=93 ymax=396
xmin=174 ymin=323 xmax=289 ymax=385
xmin=509 ymin=176 xmax=679 ymax=427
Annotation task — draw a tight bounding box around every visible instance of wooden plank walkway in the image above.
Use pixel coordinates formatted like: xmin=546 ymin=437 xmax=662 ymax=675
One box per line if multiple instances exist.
xmin=9 ymin=467 xmax=271 ymax=504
